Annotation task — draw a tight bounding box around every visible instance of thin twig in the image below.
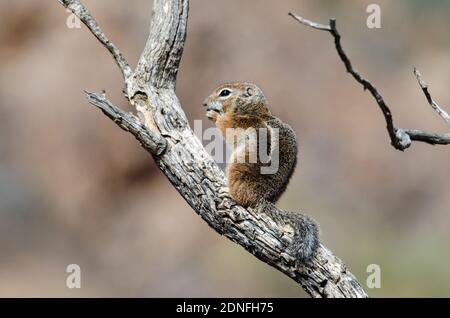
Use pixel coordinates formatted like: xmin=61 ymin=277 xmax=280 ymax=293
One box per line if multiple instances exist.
xmin=289 ymin=12 xmax=450 ymax=150
xmin=287 ymin=14 xmax=331 ymax=31
xmin=60 ymin=0 xmax=132 ymax=80
xmin=414 ymin=68 xmax=450 ymax=128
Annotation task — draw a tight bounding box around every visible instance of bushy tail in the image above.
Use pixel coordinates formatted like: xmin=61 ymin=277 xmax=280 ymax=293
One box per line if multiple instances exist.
xmin=256 ymin=199 xmax=319 ymax=263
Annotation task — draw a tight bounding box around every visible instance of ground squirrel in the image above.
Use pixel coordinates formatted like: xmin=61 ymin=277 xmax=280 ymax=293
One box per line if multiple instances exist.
xmin=203 ymin=82 xmax=319 ymax=262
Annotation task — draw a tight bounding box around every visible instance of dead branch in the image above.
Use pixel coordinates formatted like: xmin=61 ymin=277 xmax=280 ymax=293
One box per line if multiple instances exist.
xmin=289 ymin=13 xmax=450 ymax=150
xmin=59 ymin=0 xmax=132 ymax=80
xmin=414 ymin=68 xmax=450 ymax=128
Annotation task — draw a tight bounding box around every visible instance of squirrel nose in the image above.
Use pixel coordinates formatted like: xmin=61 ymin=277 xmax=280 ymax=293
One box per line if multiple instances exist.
xmin=206 ymin=102 xmax=223 ymax=112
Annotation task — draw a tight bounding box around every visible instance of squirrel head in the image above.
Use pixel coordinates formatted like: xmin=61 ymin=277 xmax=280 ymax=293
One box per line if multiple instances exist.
xmin=203 ymin=82 xmax=272 ymax=130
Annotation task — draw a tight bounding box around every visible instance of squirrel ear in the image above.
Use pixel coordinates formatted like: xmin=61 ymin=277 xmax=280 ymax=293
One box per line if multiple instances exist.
xmin=246 ymin=87 xmax=254 ymax=97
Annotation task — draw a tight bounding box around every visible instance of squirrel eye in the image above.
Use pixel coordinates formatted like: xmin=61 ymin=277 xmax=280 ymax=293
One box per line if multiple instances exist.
xmin=219 ymin=89 xmax=231 ymax=97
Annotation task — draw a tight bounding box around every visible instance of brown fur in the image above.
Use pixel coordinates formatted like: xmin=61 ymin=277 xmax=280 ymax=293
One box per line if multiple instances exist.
xmin=203 ymin=82 xmax=319 ymax=262
xmin=203 ymin=82 xmax=297 ymax=207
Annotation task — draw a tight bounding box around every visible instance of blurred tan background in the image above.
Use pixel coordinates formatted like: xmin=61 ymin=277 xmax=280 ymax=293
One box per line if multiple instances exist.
xmin=0 ymin=0 xmax=449 ymax=297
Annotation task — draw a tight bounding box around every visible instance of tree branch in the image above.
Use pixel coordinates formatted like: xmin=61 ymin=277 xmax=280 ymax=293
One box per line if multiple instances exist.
xmin=60 ymin=0 xmax=132 ymax=80
xmin=136 ymin=0 xmax=189 ymax=89
xmin=84 ymin=91 xmax=167 ymax=156
xmin=403 ymin=129 xmax=450 ymax=145
xmin=414 ymin=68 xmax=450 ymax=128
xmin=58 ymin=0 xmax=368 ymax=298
xmin=289 ymin=12 xmax=450 ymax=150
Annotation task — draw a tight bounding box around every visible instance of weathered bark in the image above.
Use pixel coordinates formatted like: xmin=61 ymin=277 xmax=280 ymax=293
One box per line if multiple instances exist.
xmin=59 ymin=0 xmax=368 ymax=298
